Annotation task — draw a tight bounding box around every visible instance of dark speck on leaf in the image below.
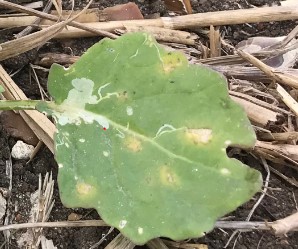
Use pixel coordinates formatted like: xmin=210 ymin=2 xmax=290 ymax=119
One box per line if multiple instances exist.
xmin=170 ymin=80 xmax=175 ymax=83
xmin=107 ymin=48 xmax=115 ymax=53
xmin=220 ymin=98 xmax=231 ymax=109
xmin=133 ymin=91 xmax=136 ymax=95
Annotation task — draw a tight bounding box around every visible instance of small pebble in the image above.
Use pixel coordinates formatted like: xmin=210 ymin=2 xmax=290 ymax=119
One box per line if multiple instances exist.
xmin=11 ymin=140 xmax=34 ymax=160
xmin=68 ymin=212 xmax=82 ymax=221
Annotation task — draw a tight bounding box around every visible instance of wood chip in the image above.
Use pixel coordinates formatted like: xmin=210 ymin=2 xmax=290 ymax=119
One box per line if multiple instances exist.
xmin=270 ymin=212 xmax=298 ymax=235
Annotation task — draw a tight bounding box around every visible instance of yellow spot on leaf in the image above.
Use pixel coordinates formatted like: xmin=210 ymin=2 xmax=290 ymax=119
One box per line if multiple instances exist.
xmin=186 ymin=129 xmax=213 ymax=144
xmin=161 ymin=53 xmax=186 ymax=74
xmin=160 ymin=165 xmax=180 ymax=187
xmin=125 ymin=137 xmax=142 ymax=152
xmin=76 ymin=182 xmax=93 ymax=195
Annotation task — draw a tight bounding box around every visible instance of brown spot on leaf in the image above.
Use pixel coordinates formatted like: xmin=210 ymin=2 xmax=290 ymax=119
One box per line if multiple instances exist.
xmin=118 ymin=91 xmax=129 ymax=101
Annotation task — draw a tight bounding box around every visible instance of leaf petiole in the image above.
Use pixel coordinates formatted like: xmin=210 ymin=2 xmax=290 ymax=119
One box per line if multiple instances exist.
xmin=0 ymin=100 xmax=49 ymax=111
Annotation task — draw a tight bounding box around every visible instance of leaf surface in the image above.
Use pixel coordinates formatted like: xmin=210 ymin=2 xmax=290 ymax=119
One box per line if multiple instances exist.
xmin=37 ymin=33 xmax=262 ymax=245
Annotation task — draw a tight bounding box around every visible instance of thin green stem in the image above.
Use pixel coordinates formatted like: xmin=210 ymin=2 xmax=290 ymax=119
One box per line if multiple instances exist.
xmin=0 ymin=100 xmax=44 ymax=110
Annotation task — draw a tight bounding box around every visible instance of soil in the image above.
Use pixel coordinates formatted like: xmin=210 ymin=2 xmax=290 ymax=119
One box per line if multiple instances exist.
xmin=0 ymin=0 xmax=298 ymax=248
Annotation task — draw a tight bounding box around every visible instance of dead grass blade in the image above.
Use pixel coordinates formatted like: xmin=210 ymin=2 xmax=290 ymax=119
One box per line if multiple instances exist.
xmin=229 ymin=90 xmax=288 ymax=115
xmin=0 ymin=0 xmax=96 ymax=61
xmin=117 ymin=26 xmax=198 ymax=45
xmin=147 ymin=239 xmax=169 ymax=249
xmin=19 ymin=173 xmax=55 ymax=248
xmin=237 ymin=49 xmax=298 ymax=88
xmin=162 ymin=240 xmax=208 ymax=249
xmin=268 ymin=166 xmax=298 ymax=187
xmin=276 ymin=83 xmax=298 ymax=116
xmin=104 ymin=234 xmax=135 ymax=249
xmin=51 ymin=0 xmax=62 ymax=18
xmin=0 ymin=20 xmax=67 ymax=61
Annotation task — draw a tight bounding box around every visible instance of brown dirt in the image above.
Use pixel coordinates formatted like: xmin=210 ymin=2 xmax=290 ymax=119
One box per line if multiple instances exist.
xmin=0 ymin=0 xmax=298 ymax=248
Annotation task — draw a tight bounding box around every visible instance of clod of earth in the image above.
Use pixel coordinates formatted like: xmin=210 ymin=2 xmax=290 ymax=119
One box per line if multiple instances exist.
xmin=36 ymin=32 xmax=262 ymax=245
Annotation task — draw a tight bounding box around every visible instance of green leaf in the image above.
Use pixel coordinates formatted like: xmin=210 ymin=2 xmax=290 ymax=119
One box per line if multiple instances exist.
xmin=0 ymin=85 xmax=4 ymax=93
xmin=37 ymin=33 xmax=262 ymax=245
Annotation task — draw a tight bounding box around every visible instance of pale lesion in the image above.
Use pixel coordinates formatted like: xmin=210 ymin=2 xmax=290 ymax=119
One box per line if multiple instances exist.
xmin=159 ymin=165 xmax=180 ymax=187
xmin=76 ymin=182 xmax=94 ymax=196
xmin=124 ymin=136 xmax=142 ymax=152
xmin=186 ymin=128 xmax=213 ymax=144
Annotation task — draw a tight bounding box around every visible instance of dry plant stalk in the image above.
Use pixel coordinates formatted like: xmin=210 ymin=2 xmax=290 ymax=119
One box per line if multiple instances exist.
xmin=230 ymin=96 xmax=280 ymax=127
xmin=14 ymin=0 xmax=53 ymax=39
xmin=255 ymin=140 xmax=298 ymax=161
xmin=214 ymin=65 xmax=298 ymax=83
xmin=0 ymin=14 xmax=37 ymax=28
xmin=118 ymin=26 xmax=198 ymax=45
xmin=105 ymin=234 xmax=135 ymax=249
xmin=200 ymin=55 xmax=252 ymax=66
xmin=229 ymin=90 xmax=288 ymax=115
xmin=0 ymin=20 xmax=67 ymax=61
xmin=237 ymin=50 xmax=298 ymax=88
xmin=41 ymin=9 xmax=101 ymax=24
xmin=258 ymin=131 xmax=298 ymax=142
xmin=1 ymin=219 xmax=297 ymax=233
xmin=34 ymin=5 xmax=298 ymax=38
xmin=162 ymin=240 xmax=208 ymax=249
xmin=209 ymin=25 xmax=221 ymax=57
xmin=147 ymin=239 xmax=169 ymax=249
xmin=276 ymin=83 xmax=298 ymax=116
xmin=38 ymin=53 xmax=80 ymax=67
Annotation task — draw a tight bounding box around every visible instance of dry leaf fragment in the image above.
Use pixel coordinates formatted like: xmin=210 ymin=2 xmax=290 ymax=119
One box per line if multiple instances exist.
xmin=103 ymin=2 xmax=144 ymax=21
xmin=271 ymin=212 xmax=298 ymax=235
xmin=236 ymin=36 xmax=298 ymax=68
xmin=163 ymin=0 xmax=192 ymax=14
